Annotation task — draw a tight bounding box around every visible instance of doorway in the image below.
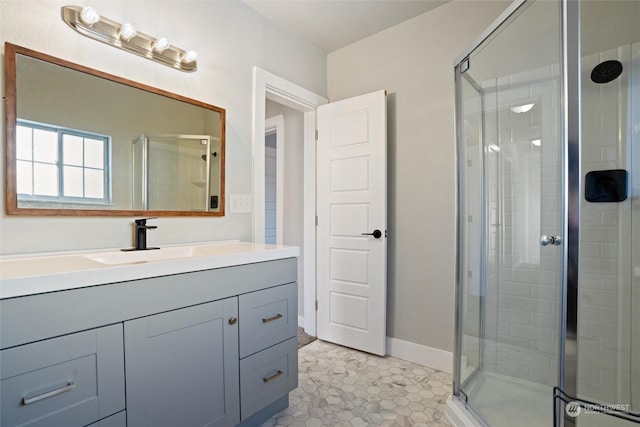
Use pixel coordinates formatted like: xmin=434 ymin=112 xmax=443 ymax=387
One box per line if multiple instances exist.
xmin=252 ymin=67 xmax=328 ymax=336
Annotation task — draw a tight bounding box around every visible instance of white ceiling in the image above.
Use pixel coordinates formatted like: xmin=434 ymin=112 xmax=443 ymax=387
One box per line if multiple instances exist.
xmin=243 ymin=0 xmax=449 ymax=53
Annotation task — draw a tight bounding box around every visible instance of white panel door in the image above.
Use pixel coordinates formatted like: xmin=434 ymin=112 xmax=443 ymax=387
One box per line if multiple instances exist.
xmin=316 ymin=90 xmax=387 ymax=356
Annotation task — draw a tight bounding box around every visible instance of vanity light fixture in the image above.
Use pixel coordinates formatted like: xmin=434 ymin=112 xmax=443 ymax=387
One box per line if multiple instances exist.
xmin=119 ymin=23 xmax=138 ymax=42
xmin=61 ymin=5 xmax=197 ymax=72
xmin=79 ymin=6 xmax=100 ymax=25
xmin=182 ymin=50 xmax=198 ymax=64
xmin=153 ymin=37 xmax=170 ymax=53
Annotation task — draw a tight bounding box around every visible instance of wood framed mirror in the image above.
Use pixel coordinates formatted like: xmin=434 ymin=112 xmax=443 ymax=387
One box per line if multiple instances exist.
xmin=4 ymin=42 xmax=225 ymax=216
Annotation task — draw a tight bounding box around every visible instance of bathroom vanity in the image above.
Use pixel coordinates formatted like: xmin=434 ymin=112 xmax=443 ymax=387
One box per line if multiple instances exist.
xmin=0 ymin=241 xmax=299 ymax=427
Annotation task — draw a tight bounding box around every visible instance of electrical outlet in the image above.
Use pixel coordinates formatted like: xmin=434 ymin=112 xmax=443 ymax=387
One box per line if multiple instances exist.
xmin=230 ymin=194 xmax=252 ymax=213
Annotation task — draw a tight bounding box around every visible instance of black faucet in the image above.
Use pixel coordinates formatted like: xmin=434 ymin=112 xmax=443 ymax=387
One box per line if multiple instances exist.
xmin=127 ymin=218 xmax=159 ymax=251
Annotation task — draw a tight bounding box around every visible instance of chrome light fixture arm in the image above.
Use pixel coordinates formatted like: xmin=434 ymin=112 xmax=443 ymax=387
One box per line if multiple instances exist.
xmin=61 ymin=6 xmax=198 ymax=72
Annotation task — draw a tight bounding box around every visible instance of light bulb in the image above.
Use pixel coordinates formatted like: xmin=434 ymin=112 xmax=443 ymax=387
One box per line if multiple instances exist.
xmin=182 ymin=50 xmax=197 ymax=64
xmin=153 ymin=37 xmax=170 ymax=53
xmin=80 ymin=6 xmax=100 ymax=26
xmin=119 ymin=23 xmax=137 ymax=41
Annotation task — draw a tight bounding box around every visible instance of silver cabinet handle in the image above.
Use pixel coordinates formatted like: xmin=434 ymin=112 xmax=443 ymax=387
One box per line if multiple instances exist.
xmin=23 ymin=382 xmax=76 ymax=405
xmin=263 ymin=370 xmax=284 ymax=383
xmin=540 ymin=235 xmax=562 ymax=246
xmin=262 ymin=313 xmax=283 ymax=323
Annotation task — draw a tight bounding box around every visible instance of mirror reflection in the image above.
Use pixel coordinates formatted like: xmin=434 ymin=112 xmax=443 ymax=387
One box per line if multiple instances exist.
xmin=5 ymin=43 xmax=225 ymax=216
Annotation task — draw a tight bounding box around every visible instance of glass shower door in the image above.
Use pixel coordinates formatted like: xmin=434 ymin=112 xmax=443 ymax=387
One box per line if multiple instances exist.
xmin=132 ymin=135 xmax=214 ymax=211
xmin=454 ymin=1 xmax=564 ymax=426
xmin=456 ymin=70 xmax=484 ymax=391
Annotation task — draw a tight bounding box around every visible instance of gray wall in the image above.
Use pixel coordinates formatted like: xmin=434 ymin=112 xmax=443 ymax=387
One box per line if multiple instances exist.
xmin=327 ymin=0 xmax=511 ymax=352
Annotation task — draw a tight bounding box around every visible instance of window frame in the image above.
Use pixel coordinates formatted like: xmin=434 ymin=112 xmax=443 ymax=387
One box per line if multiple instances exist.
xmin=16 ymin=119 xmax=112 ymax=206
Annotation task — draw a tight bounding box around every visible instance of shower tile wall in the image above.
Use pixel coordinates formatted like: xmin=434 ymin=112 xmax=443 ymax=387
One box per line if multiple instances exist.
xmin=578 ymin=47 xmax=633 ymax=405
xmin=146 ymin=139 xmax=207 ymax=211
xmin=180 ymin=141 xmax=209 ymax=211
xmin=148 ymin=140 xmax=181 ymax=210
xmin=481 ymin=65 xmax=562 ymax=387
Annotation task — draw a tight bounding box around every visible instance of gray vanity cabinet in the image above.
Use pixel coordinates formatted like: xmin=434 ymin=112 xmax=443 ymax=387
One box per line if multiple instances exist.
xmin=124 ymin=298 xmax=240 ymax=427
xmin=1 ymin=257 xmax=298 ymax=427
xmin=0 ymin=324 xmax=125 ymax=427
xmin=86 ymin=412 xmax=127 ymax=426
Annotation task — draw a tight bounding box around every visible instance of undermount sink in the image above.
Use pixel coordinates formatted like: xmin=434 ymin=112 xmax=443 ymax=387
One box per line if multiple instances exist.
xmin=85 ymin=246 xmax=196 ymax=265
xmin=83 ymin=241 xmax=260 ymax=265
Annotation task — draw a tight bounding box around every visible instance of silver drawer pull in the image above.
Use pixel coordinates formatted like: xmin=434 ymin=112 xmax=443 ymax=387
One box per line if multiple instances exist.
xmin=23 ymin=382 xmax=76 ymax=405
xmin=263 ymin=370 xmax=284 ymax=383
xmin=262 ymin=313 xmax=283 ymax=323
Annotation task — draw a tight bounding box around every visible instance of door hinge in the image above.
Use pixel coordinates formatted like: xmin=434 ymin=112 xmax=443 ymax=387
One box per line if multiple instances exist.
xmin=315 ymin=300 xmax=318 ymax=311
xmin=460 ymin=58 xmax=470 ymax=74
xmin=315 ymin=215 xmax=318 ymax=226
xmin=315 ymin=129 xmax=318 ymax=141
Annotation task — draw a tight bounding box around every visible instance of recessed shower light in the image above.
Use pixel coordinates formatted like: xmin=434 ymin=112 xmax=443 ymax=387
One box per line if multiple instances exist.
xmin=510 ymin=103 xmax=534 ymax=114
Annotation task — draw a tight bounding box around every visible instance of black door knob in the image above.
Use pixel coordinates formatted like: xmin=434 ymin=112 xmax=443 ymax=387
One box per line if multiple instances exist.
xmin=361 ymin=229 xmax=382 ymax=239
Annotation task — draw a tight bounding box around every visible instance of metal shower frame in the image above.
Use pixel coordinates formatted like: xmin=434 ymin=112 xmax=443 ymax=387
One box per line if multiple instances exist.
xmin=452 ymin=1 xmax=580 ymax=426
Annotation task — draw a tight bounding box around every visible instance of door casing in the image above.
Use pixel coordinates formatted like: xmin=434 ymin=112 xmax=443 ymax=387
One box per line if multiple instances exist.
xmin=252 ymin=67 xmax=328 ymax=335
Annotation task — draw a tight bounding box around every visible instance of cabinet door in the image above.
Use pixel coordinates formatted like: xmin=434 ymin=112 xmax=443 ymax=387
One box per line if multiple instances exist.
xmin=1 ymin=324 xmax=124 ymax=427
xmin=125 ymin=298 xmax=239 ymax=427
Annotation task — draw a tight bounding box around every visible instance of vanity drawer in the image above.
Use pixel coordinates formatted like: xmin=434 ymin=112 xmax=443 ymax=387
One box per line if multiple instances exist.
xmin=0 ymin=324 xmax=125 ymax=427
xmin=240 ymin=336 xmax=298 ymax=420
xmin=239 ymin=282 xmax=297 ymax=358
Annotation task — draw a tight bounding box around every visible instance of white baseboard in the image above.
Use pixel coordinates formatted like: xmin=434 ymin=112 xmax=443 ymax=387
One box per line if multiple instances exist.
xmin=295 ymin=323 xmax=452 ymax=373
xmin=385 ymin=336 xmax=453 ymax=374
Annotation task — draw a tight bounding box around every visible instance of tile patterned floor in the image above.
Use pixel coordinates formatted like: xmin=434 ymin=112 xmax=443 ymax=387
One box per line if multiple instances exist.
xmin=263 ymin=339 xmax=452 ymax=426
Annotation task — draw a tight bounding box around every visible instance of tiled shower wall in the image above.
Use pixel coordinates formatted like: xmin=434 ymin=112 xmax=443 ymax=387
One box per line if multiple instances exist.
xmin=578 ymin=46 xmax=633 ymax=405
xmin=478 ymin=44 xmax=637 ymax=404
xmin=481 ymin=65 xmax=562 ymax=387
xmin=147 ymin=140 xmax=180 ymax=210
xmin=145 ymin=138 xmax=207 ymax=211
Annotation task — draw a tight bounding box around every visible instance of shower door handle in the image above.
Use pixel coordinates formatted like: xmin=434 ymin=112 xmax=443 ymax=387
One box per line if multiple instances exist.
xmin=540 ymin=235 xmax=562 ymax=246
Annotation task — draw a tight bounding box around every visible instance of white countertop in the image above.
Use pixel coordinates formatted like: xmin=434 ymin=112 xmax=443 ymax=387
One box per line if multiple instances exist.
xmin=0 ymin=241 xmax=299 ymax=299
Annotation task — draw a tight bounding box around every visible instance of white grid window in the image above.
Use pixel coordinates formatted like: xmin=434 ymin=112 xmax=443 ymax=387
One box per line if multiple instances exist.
xmin=16 ymin=120 xmax=111 ymax=204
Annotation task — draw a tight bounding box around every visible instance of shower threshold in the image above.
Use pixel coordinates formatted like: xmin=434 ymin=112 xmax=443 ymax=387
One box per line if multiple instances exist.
xmin=446 ymin=371 xmax=552 ymax=427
